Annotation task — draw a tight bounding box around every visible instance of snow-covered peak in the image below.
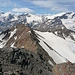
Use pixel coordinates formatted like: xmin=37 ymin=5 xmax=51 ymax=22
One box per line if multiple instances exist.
xmin=26 ymin=13 xmax=42 ymax=23
xmin=0 ymin=11 xmax=75 ymax=31
xmin=60 ymin=12 xmax=75 ymax=31
xmin=43 ymin=12 xmax=75 ymax=19
xmin=45 ymin=12 xmax=66 ymax=19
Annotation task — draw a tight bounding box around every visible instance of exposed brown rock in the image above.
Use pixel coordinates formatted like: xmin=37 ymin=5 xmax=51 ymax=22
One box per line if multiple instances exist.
xmin=52 ymin=62 xmax=75 ymax=75
xmin=5 ymin=24 xmax=38 ymax=51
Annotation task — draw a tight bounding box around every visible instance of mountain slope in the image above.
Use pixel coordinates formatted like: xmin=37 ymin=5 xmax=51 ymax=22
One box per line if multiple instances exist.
xmin=35 ymin=30 xmax=75 ymax=63
xmin=0 ymin=47 xmax=53 ymax=75
xmin=0 ymin=24 xmax=75 ymax=65
xmin=0 ymin=24 xmax=38 ymax=51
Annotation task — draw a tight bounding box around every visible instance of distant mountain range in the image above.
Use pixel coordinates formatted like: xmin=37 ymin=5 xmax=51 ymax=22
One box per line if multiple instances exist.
xmin=0 ymin=11 xmax=75 ymax=31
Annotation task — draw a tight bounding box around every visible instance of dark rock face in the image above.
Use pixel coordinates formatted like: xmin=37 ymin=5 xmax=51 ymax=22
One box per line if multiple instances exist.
xmin=72 ymin=14 xmax=75 ymax=19
xmin=59 ymin=14 xmax=68 ymax=19
xmin=0 ymin=48 xmax=53 ymax=75
xmin=0 ymin=48 xmax=75 ymax=75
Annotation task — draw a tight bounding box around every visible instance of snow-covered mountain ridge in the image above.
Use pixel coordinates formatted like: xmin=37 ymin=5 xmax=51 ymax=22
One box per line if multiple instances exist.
xmin=0 ymin=24 xmax=75 ymax=65
xmin=0 ymin=11 xmax=75 ymax=65
xmin=0 ymin=11 xmax=75 ymax=31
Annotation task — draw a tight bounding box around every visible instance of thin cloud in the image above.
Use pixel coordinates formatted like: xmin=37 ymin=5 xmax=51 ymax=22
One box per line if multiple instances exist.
xmin=11 ymin=8 xmax=34 ymax=13
xmin=0 ymin=0 xmax=18 ymax=7
xmin=32 ymin=0 xmax=75 ymax=12
xmin=0 ymin=0 xmax=12 ymax=6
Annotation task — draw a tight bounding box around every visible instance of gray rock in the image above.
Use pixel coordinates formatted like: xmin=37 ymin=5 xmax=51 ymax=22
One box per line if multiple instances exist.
xmin=0 ymin=48 xmax=53 ymax=75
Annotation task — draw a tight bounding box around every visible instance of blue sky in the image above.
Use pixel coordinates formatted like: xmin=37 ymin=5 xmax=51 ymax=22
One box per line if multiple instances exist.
xmin=0 ymin=0 xmax=75 ymax=14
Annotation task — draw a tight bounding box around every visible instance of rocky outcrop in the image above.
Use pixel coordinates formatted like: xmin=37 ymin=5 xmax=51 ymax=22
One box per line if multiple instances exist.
xmin=0 ymin=24 xmax=38 ymax=51
xmin=52 ymin=62 xmax=75 ymax=75
xmin=0 ymin=24 xmax=56 ymax=66
xmin=0 ymin=47 xmax=75 ymax=75
xmin=0 ymin=47 xmax=53 ymax=75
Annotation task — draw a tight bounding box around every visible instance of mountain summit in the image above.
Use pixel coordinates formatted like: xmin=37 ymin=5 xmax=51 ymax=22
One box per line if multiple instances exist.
xmin=0 ymin=24 xmax=75 ymax=64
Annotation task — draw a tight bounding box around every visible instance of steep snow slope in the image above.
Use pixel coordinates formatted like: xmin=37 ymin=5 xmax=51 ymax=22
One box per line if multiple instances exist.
xmin=35 ymin=30 xmax=75 ymax=64
xmin=61 ymin=18 xmax=75 ymax=31
xmin=60 ymin=12 xmax=75 ymax=31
